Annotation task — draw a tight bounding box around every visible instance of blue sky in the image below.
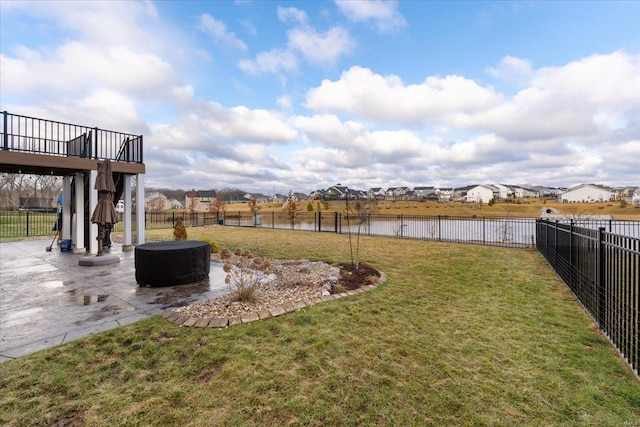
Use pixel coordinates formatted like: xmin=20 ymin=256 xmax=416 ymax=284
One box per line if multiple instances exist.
xmin=1 ymin=0 xmax=639 ymax=195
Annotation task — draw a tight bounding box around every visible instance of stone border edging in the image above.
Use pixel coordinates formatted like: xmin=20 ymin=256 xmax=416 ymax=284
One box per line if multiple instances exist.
xmin=161 ymin=271 xmax=387 ymax=328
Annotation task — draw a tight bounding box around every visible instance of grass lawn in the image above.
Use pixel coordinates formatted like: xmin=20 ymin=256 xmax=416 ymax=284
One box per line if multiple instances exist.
xmin=1 ymin=227 xmax=639 ymax=426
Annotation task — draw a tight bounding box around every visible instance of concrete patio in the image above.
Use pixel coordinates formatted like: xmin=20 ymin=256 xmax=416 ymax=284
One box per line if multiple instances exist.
xmin=0 ymin=239 xmax=228 ymax=362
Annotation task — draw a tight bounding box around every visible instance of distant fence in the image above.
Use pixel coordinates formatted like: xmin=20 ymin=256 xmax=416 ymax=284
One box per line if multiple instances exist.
xmin=111 ymin=211 xmax=539 ymax=248
xmin=536 ymin=219 xmax=639 ymax=378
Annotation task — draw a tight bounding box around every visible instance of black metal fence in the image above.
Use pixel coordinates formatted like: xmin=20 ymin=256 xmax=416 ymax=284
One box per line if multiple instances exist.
xmin=0 ymin=210 xmax=59 ymax=238
xmin=536 ymin=219 xmax=639 ymax=378
xmin=110 ymin=211 xmax=538 ymax=248
xmin=1 ymin=111 xmax=143 ymax=163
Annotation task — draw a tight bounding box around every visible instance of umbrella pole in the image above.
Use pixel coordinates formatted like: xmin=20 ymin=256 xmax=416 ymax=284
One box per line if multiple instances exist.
xmin=97 ymin=224 xmax=104 ymax=256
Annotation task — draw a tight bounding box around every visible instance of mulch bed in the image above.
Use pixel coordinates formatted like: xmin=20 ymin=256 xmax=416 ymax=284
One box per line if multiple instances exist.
xmin=334 ymin=262 xmax=381 ymax=291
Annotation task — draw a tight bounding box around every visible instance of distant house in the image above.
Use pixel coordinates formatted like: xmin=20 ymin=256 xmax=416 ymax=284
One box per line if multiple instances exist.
xmin=465 ymin=185 xmax=499 ymax=203
xmin=168 ymin=199 xmax=184 ymax=209
xmin=435 ymin=188 xmax=454 ymax=202
xmin=184 ymin=190 xmax=217 ymax=212
xmin=367 ymin=187 xmax=386 ymax=200
xmin=513 ymin=186 xmax=540 ymax=198
xmin=493 ymin=184 xmax=513 ymax=199
xmin=243 ymin=193 xmax=271 ymax=203
xmin=413 ymin=186 xmax=435 ymax=200
xmin=632 ymin=188 xmax=640 ymax=205
xmin=115 ymin=199 xmax=125 ymax=213
xmin=386 ymin=186 xmax=409 ymax=200
xmin=324 ymin=185 xmax=349 ymax=200
xmin=558 ymin=184 xmax=614 ymax=203
xmin=145 ymin=191 xmax=169 ymax=212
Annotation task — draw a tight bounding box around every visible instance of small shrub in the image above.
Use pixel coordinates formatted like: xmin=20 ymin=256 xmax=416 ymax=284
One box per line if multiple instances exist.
xmin=488 ymin=198 xmax=496 ymax=206
xmin=201 ymin=237 xmax=220 ymax=253
xmin=620 ymin=200 xmax=628 ymax=208
xmin=306 ymin=202 xmax=314 ymax=212
xmin=222 ymin=248 xmax=271 ymax=303
xmin=173 ymin=219 xmax=187 ymax=240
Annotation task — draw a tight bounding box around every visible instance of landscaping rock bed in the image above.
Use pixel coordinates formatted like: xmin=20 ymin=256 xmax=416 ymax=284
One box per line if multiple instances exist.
xmin=165 ymin=255 xmax=384 ymax=328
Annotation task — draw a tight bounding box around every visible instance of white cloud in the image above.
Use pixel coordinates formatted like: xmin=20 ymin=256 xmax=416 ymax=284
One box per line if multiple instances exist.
xmin=277 ymin=6 xmax=308 ymax=24
xmin=238 ymin=49 xmax=299 ymax=75
xmin=277 ymin=95 xmax=293 ymax=109
xmin=287 ymin=26 xmax=355 ymax=65
xmin=199 ymin=14 xmax=248 ymax=51
xmin=305 ymin=66 xmax=503 ymax=124
xmin=239 ymin=6 xmax=354 ymax=76
xmin=335 ymin=0 xmax=406 ymax=32
xmin=151 ymin=102 xmax=298 ymax=153
xmin=475 ymin=51 xmax=640 ymax=141
xmin=486 ymin=55 xmax=533 ymax=83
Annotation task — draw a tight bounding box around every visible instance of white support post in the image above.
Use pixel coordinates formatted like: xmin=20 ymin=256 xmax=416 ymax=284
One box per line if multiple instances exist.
xmin=62 ymin=176 xmax=71 ymax=241
xmin=73 ymin=172 xmax=85 ymax=253
xmin=88 ymin=169 xmax=98 ymax=254
xmin=123 ymin=174 xmax=133 ymax=251
xmin=135 ymin=173 xmax=145 ymax=245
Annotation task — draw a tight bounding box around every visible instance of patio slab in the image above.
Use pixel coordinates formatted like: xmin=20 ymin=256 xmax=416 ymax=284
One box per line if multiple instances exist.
xmin=0 ymin=239 xmax=229 ymax=362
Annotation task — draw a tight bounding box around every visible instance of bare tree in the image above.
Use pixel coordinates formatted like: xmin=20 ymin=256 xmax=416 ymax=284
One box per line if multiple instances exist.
xmin=184 ymin=189 xmax=196 ymax=213
xmin=346 ymin=200 xmax=378 ymax=269
xmin=248 ymin=196 xmax=262 ymax=225
xmin=213 ymin=193 xmax=227 ymax=213
xmin=284 ymin=190 xmax=301 ymax=229
xmin=0 ymin=173 xmax=61 ymax=210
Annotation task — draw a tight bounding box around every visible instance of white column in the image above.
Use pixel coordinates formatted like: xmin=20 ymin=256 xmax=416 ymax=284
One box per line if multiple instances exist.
xmin=123 ymin=174 xmax=133 ymax=250
xmin=62 ymin=176 xmax=71 ymax=240
xmin=88 ymin=169 xmax=98 ymax=254
xmin=73 ymin=172 xmax=85 ymax=253
xmin=135 ymin=173 xmax=145 ymax=245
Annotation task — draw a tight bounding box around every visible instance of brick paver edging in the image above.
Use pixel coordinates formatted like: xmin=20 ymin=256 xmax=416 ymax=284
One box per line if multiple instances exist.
xmin=161 ymin=271 xmax=387 ymax=328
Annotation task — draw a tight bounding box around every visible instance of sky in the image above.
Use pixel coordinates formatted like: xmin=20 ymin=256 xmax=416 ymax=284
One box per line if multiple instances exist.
xmin=1 ymin=0 xmax=639 ymax=195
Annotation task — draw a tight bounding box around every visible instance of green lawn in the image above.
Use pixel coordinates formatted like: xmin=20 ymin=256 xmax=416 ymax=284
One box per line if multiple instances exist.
xmin=1 ymin=227 xmax=638 ymax=426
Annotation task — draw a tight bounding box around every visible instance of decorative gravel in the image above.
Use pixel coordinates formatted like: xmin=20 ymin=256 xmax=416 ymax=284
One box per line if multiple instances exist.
xmin=174 ymin=255 xmax=341 ymax=319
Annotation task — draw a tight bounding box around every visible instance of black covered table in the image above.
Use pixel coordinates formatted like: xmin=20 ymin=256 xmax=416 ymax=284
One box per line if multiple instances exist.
xmin=135 ymin=240 xmax=210 ymax=286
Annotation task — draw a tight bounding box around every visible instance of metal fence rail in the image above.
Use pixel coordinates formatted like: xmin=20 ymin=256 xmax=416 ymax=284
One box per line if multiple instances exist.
xmin=1 ymin=111 xmax=143 ymax=163
xmin=537 ymin=219 xmax=639 ymax=378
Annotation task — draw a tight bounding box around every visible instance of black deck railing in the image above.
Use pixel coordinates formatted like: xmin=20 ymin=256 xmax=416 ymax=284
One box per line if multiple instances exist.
xmin=1 ymin=111 xmax=143 ymax=163
xmin=536 ymin=219 xmax=639 ymax=378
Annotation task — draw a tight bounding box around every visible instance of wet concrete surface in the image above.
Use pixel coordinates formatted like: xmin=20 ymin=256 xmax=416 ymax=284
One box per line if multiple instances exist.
xmin=0 ymin=239 xmax=230 ymax=362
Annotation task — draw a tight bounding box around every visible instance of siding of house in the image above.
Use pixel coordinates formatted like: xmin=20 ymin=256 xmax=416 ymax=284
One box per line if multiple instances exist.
xmin=559 ymin=185 xmax=613 ymax=203
xmin=465 ymin=186 xmax=495 ymax=203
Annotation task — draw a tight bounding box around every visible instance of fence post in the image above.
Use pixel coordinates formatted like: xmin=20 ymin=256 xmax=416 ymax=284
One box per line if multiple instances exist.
xmin=318 ymin=211 xmax=321 ymax=232
xmin=483 ymin=217 xmax=486 ymax=245
xmin=3 ymin=111 xmax=8 ymax=150
xmin=172 ymin=211 xmax=175 ymax=227
xmin=26 ymin=211 xmax=30 ymax=237
xmin=272 ymin=212 xmax=275 ymax=229
xmin=554 ymin=220 xmax=559 ymax=267
xmin=400 ymin=214 xmax=404 ymax=238
xmin=93 ymin=127 xmax=98 ymax=159
xmin=438 ymin=215 xmax=441 ymax=241
xmin=597 ymin=227 xmax=606 ymax=328
xmin=335 ymin=212 xmax=338 ymax=233
xmin=569 ymin=220 xmax=573 ymax=290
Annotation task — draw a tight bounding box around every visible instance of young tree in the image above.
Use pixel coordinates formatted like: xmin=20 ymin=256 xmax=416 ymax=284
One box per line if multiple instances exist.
xmin=284 ymin=190 xmax=301 ymax=229
xmin=213 ymin=192 xmax=227 ymax=213
xmin=248 ymin=196 xmax=262 ymax=225
xmin=345 ymin=198 xmax=378 ymax=269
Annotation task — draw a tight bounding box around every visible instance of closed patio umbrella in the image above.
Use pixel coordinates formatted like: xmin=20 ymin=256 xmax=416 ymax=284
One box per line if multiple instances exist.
xmin=91 ymin=159 xmax=118 ymax=255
